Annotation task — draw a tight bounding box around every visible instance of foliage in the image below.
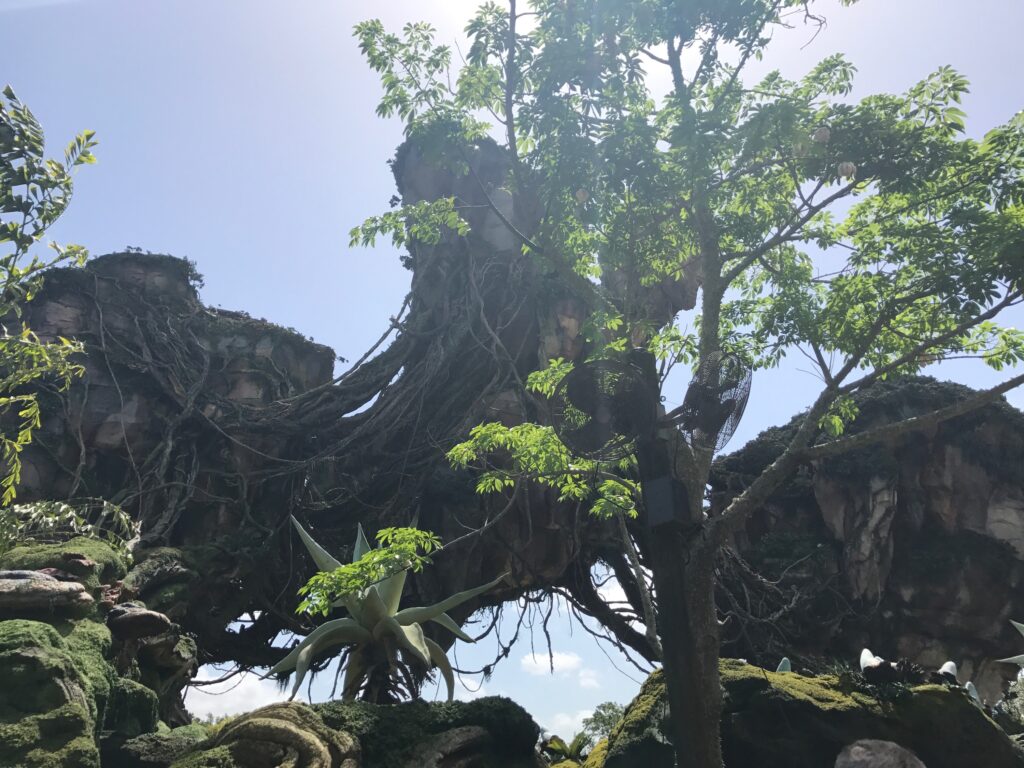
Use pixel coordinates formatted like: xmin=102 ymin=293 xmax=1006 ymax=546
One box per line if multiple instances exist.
xmin=355 ymin=2 xmax=1024 ymax=765
xmin=582 ymin=701 xmax=626 ymax=741
xmin=270 ymin=517 xmax=503 ymax=703
xmin=448 ymin=360 xmax=640 ymax=518
xmin=544 ymin=731 xmax=593 ymax=762
xmin=0 ymin=499 xmax=135 ymax=561
xmin=1 ymin=85 xmax=95 ymax=505
xmin=348 ymin=197 xmax=471 ymax=249
xmin=297 ymin=524 xmax=441 ymax=616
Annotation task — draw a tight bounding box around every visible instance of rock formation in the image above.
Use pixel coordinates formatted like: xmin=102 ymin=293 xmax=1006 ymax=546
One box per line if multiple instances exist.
xmin=714 ymin=378 xmax=1024 ymax=702
xmin=584 ymin=662 xmax=1023 ymax=768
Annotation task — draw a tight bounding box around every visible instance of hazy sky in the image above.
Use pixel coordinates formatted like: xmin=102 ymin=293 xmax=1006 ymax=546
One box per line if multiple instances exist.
xmin=2 ymin=0 xmax=1023 ymax=736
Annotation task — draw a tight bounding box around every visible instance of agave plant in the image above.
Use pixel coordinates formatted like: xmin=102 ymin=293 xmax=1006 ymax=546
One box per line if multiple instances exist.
xmin=997 ymin=620 xmax=1024 ymax=668
xmin=542 ymin=731 xmax=593 ymax=764
xmin=267 ymin=517 xmax=504 ymax=703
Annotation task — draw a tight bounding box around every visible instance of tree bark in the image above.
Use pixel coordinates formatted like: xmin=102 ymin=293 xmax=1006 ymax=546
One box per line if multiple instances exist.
xmin=646 ymin=522 xmax=723 ymax=768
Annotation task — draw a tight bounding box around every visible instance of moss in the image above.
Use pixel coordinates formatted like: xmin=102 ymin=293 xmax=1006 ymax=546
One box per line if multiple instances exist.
xmin=601 ymin=669 xmax=672 ymax=768
xmin=0 ymin=537 xmax=127 ymax=590
xmin=315 ymin=695 xmax=538 ymax=768
xmin=550 ymin=761 xmax=582 ymax=768
xmin=60 ymin=619 xmax=115 ymax=734
xmin=582 ymin=738 xmax=608 ymax=768
xmin=105 ymin=677 xmax=159 ymax=739
xmin=169 ymin=744 xmax=238 ymax=768
xmin=113 ymin=724 xmax=209 ymax=768
xmin=593 ymin=662 xmax=1024 ymax=768
xmin=0 ymin=619 xmax=101 ymax=768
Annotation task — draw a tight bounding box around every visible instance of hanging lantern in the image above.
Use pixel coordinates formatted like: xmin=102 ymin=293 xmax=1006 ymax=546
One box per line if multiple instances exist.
xmin=838 ymin=161 xmax=857 ymax=179
xmin=812 ymin=126 xmax=831 ymax=144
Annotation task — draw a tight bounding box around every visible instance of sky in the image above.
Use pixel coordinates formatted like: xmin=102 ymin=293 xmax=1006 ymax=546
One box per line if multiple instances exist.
xmin=2 ymin=0 xmax=1023 ymax=737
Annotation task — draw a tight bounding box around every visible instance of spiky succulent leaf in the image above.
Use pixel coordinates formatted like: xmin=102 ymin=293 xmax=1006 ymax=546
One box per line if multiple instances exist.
xmin=361 ymin=583 xmax=390 ymax=627
xmin=425 ymin=637 xmax=455 ymax=702
xmin=341 ymin=652 xmax=367 ymax=702
xmin=265 ymin=617 xmax=370 ymax=683
xmin=354 ymin=523 xmax=372 ymax=563
xmin=395 ymin=620 xmax=433 ymax=667
xmin=1012 ymin=619 xmax=1024 ymax=640
xmin=290 ymin=642 xmax=318 ymax=699
xmin=997 ymin=654 xmax=1024 ymax=666
xmin=376 ymin=568 xmax=408 ymax=616
xmin=394 ymin=573 xmax=506 ymax=626
xmin=291 ymin=516 xmax=343 ymax=572
xmin=374 ymin=614 xmax=431 ymax=665
xmin=427 ymin=611 xmax=474 ymax=643
xmin=291 ymin=517 xmax=363 ymax=619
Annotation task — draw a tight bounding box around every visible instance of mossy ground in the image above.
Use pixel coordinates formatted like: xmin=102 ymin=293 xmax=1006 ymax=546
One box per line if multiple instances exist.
xmin=0 ymin=537 xmax=127 ymax=591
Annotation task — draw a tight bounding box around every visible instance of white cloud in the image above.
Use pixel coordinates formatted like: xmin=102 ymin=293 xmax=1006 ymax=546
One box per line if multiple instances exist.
xmin=185 ymin=668 xmax=288 ymax=720
xmin=548 ymin=709 xmax=593 ymax=738
xmin=520 ymin=650 xmax=583 ymax=677
xmin=578 ymin=667 xmax=600 ymax=689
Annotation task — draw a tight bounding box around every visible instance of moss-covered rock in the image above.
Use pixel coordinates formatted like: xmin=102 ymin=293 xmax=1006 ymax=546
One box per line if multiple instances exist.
xmin=105 ymin=677 xmax=160 ymax=738
xmin=995 ymin=679 xmax=1024 ymax=736
xmin=0 ymin=619 xmax=101 ymax=768
xmin=0 ymin=537 xmax=127 ymax=591
xmin=111 ymin=723 xmax=208 ymax=768
xmin=592 ymin=661 xmax=1024 ymax=768
xmin=315 ymin=695 xmax=539 ymax=768
xmin=582 ymin=739 xmax=608 ymax=768
xmin=170 ymin=702 xmax=356 ymax=768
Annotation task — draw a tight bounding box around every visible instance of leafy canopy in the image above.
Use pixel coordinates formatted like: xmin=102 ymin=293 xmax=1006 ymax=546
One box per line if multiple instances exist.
xmin=353 ymin=0 xmax=1024 ymax=518
xmin=1 ymin=85 xmax=96 ymax=504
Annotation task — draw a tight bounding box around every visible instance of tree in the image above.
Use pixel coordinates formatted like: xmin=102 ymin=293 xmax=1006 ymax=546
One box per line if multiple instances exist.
xmin=582 ymin=701 xmax=625 ymax=741
xmin=0 ymin=85 xmax=113 ymax=555
xmin=353 ymin=3 xmax=1024 ymax=767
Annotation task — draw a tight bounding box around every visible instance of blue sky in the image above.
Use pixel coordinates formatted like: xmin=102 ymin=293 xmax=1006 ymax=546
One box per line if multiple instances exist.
xmin=3 ymin=0 xmax=1023 ymax=736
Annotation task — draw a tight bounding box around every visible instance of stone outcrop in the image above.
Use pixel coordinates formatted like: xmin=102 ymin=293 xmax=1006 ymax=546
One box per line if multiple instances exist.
xmin=170 ymin=702 xmax=359 ymax=768
xmin=0 ymin=538 xmax=187 ymax=765
xmin=584 ymin=662 xmax=1024 ymax=768
xmin=714 ymin=378 xmax=1024 ymax=701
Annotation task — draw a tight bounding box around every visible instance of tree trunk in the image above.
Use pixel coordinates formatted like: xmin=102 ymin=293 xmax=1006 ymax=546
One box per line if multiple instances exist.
xmin=634 ymin=349 xmax=724 ymax=768
xmin=647 ymin=522 xmax=723 ymax=768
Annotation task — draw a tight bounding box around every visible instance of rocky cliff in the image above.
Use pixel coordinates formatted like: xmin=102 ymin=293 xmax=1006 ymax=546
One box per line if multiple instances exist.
xmin=714 ymin=378 xmax=1024 ymax=702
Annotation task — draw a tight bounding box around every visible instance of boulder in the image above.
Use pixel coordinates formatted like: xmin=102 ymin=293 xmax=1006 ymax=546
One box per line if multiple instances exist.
xmin=315 ymin=696 xmax=541 ymax=768
xmin=106 ymin=602 xmax=172 ymax=641
xmin=0 ymin=619 xmax=103 ymax=768
xmin=171 ymin=702 xmax=358 ymax=768
xmin=586 ymin=661 xmax=1024 ymax=768
xmin=0 ymin=569 xmax=94 ymax=618
xmin=835 ymin=739 xmax=927 ymax=767
xmin=111 ymin=723 xmax=208 ymax=768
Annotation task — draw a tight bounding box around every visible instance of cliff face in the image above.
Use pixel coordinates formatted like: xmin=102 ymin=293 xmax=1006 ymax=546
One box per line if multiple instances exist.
xmin=714 ymin=379 xmax=1024 ymax=701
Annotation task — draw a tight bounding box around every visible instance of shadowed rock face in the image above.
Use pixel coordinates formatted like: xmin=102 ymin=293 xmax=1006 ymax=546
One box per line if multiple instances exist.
xmin=713 ymin=378 xmax=1024 ymax=702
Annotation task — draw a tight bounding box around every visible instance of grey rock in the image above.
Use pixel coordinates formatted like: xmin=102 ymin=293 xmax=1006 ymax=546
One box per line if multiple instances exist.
xmin=835 ymin=740 xmax=927 ymax=767
xmin=0 ymin=573 xmax=93 ymax=616
xmin=107 ymin=601 xmax=172 ymax=640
